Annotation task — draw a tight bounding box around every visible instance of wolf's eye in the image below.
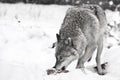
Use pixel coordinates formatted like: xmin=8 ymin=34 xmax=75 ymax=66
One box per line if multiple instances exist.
xmin=59 ymin=56 xmax=63 ymax=60
xmin=56 ymin=56 xmax=63 ymax=60
xmin=72 ymin=52 xmax=76 ymax=56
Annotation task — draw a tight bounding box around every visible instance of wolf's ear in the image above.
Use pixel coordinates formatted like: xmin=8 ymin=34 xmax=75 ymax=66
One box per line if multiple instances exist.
xmin=56 ymin=34 xmax=60 ymax=42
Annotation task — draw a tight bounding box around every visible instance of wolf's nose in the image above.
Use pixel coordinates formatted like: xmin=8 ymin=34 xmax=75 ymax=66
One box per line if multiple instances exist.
xmin=53 ymin=66 xmax=56 ymax=68
xmin=61 ymin=66 xmax=66 ymax=70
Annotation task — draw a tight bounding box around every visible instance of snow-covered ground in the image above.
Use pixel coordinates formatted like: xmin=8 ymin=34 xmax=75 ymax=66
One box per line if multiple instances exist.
xmin=0 ymin=3 xmax=120 ymax=80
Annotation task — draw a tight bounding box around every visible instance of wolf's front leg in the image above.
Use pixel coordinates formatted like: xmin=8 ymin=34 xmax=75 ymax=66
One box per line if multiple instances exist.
xmin=76 ymin=58 xmax=86 ymax=73
xmin=76 ymin=58 xmax=85 ymax=68
xmin=76 ymin=44 xmax=96 ymax=73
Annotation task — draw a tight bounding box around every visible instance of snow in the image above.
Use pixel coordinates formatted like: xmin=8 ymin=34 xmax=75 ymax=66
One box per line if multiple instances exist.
xmin=0 ymin=3 xmax=120 ymax=80
xmin=105 ymin=10 xmax=120 ymax=25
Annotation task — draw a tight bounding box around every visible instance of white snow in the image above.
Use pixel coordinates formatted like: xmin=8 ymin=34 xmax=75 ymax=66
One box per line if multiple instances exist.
xmin=0 ymin=3 xmax=120 ymax=80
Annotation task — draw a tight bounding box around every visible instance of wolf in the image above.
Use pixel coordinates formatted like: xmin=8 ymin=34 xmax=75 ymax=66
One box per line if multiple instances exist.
xmin=53 ymin=4 xmax=107 ymax=75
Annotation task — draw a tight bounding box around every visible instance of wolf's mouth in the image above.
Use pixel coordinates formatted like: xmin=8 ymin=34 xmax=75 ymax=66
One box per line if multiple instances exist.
xmin=61 ymin=66 xmax=66 ymax=71
xmin=53 ymin=65 xmax=66 ymax=71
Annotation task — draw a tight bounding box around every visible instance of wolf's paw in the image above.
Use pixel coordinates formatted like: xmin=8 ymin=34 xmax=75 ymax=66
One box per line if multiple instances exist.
xmin=94 ymin=62 xmax=108 ymax=75
xmin=94 ymin=62 xmax=108 ymax=70
xmin=97 ymin=70 xmax=107 ymax=75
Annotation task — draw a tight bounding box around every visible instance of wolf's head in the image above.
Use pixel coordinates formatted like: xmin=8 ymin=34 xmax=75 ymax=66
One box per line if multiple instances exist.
xmin=53 ymin=34 xmax=79 ymax=71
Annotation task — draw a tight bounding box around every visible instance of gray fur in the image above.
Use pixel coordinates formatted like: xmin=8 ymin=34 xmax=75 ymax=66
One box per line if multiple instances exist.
xmin=53 ymin=4 xmax=107 ymax=75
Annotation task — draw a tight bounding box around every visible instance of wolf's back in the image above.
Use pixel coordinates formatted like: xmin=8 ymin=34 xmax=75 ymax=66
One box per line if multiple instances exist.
xmin=59 ymin=5 xmax=106 ymax=42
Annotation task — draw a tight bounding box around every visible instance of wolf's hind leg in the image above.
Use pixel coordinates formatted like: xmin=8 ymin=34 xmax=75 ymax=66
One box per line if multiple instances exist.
xmin=96 ymin=38 xmax=106 ymax=75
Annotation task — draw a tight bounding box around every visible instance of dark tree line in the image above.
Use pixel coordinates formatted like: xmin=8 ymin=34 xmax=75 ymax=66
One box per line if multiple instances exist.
xmin=0 ymin=0 xmax=120 ymax=10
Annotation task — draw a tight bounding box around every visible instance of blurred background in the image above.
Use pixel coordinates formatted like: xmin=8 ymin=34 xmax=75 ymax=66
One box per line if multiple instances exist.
xmin=0 ymin=0 xmax=120 ymax=11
